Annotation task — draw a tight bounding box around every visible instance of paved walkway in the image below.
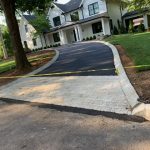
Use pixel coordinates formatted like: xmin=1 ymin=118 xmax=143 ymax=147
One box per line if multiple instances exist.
xmin=0 ymin=42 xmax=131 ymax=115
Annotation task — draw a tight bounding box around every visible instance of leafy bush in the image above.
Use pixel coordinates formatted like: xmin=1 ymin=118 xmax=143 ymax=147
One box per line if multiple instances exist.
xmin=128 ymin=21 xmax=135 ymax=33
xmin=113 ymin=26 xmax=119 ymax=35
xmin=82 ymin=38 xmax=85 ymax=41
xmin=93 ymin=35 xmax=96 ymax=39
xmin=90 ymin=36 xmax=93 ymax=40
xmin=86 ymin=37 xmax=90 ymax=41
xmin=138 ymin=23 xmax=145 ymax=33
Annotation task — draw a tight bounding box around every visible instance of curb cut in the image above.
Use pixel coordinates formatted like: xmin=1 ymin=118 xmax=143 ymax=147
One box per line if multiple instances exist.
xmin=0 ymin=49 xmax=60 ymax=90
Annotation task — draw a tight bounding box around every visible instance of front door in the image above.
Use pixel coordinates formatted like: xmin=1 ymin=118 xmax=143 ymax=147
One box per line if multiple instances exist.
xmin=73 ymin=30 xmax=77 ymax=42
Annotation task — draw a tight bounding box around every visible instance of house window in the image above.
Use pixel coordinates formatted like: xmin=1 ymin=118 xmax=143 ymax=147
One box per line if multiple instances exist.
xmin=53 ymin=32 xmax=60 ymax=42
xmin=88 ymin=2 xmax=99 ymax=16
xmin=53 ymin=16 xmax=61 ymax=27
xmin=70 ymin=11 xmax=79 ymax=21
xmin=25 ymin=25 xmax=28 ymax=32
xmin=92 ymin=22 xmax=102 ymax=34
xmin=32 ymin=38 xmax=37 ymax=46
xmin=24 ymin=41 xmax=28 ymax=48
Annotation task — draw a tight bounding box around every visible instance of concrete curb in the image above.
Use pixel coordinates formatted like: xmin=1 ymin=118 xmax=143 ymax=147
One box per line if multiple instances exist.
xmin=0 ymin=49 xmax=59 ymax=90
xmin=97 ymin=41 xmax=150 ymax=121
xmin=99 ymin=41 xmax=139 ymax=107
xmin=28 ymin=49 xmax=59 ymax=75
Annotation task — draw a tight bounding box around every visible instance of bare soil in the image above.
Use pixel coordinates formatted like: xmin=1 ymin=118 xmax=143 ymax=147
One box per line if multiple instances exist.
xmin=0 ymin=50 xmax=55 ymax=86
xmin=116 ymin=45 xmax=150 ymax=104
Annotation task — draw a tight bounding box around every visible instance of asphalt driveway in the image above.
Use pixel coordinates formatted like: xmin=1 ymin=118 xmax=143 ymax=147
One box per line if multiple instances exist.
xmin=39 ymin=42 xmax=116 ymax=76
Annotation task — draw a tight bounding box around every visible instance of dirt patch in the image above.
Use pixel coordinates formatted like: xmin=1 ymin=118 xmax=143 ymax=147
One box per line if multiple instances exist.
xmin=0 ymin=50 xmax=56 ymax=86
xmin=116 ymin=45 xmax=150 ymax=104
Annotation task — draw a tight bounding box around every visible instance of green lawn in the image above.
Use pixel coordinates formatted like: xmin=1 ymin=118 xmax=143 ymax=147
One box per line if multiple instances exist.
xmin=0 ymin=51 xmax=55 ymax=74
xmin=105 ymin=32 xmax=150 ymax=71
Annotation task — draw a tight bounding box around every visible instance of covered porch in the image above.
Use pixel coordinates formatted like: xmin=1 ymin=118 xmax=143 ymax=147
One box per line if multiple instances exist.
xmin=45 ymin=15 xmax=111 ymax=46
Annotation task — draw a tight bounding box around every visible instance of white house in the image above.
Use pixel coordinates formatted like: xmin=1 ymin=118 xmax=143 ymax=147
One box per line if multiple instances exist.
xmin=19 ymin=0 xmax=125 ymax=49
xmin=19 ymin=15 xmax=46 ymax=50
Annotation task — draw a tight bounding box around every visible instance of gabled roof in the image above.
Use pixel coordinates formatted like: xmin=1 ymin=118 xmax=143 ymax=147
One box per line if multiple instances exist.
xmin=122 ymin=8 xmax=149 ymax=18
xmin=23 ymin=15 xmax=36 ymax=22
xmin=54 ymin=0 xmax=82 ymax=13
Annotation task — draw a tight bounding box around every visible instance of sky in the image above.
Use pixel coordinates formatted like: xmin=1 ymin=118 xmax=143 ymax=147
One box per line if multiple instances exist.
xmin=56 ymin=0 xmax=70 ymax=4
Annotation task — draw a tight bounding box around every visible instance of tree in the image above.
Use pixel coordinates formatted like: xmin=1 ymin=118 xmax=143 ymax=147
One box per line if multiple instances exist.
xmin=30 ymin=13 xmax=51 ymax=48
xmin=126 ymin=0 xmax=150 ymax=10
xmin=0 ymin=0 xmax=52 ymax=70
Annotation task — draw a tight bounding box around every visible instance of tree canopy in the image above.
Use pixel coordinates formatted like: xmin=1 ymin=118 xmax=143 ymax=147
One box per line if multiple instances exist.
xmin=126 ymin=0 xmax=150 ymax=10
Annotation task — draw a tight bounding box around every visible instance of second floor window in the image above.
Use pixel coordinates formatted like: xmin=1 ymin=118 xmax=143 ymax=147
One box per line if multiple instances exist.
xmin=70 ymin=11 xmax=79 ymax=22
xmin=53 ymin=16 xmax=61 ymax=27
xmin=88 ymin=2 xmax=99 ymax=16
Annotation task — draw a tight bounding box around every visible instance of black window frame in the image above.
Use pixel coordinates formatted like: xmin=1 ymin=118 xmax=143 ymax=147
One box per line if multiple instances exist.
xmin=53 ymin=16 xmax=61 ymax=27
xmin=70 ymin=11 xmax=79 ymax=22
xmin=92 ymin=22 xmax=102 ymax=34
xmin=88 ymin=2 xmax=99 ymax=16
xmin=53 ymin=32 xmax=60 ymax=42
xmin=32 ymin=38 xmax=37 ymax=46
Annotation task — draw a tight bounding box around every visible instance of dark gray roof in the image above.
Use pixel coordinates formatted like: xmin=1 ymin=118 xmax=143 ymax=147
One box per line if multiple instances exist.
xmin=23 ymin=15 xmax=36 ymax=22
xmin=122 ymin=9 xmax=149 ymax=18
xmin=54 ymin=0 xmax=82 ymax=13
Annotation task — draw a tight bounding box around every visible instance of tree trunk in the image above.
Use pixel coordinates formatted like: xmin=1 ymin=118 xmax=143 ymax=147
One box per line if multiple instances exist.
xmin=0 ymin=0 xmax=31 ymax=70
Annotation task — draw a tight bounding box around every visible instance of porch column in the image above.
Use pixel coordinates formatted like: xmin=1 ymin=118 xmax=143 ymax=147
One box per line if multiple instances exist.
xmin=143 ymin=14 xmax=148 ymax=29
xmin=101 ymin=18 xmax=111 ymax=35
xmin=74 ymin=26 xmax=80 ymax=42
xmin=76 ymin=25 xmax=83 ymax=41
xmin=59 ymin=30 xmax=68 ymax=45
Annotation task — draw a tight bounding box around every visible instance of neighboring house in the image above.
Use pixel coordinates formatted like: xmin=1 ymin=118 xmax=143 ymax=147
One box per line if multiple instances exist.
xmin=19 ymin=15 xmax=46 ymax=50
xmin=123 ymin=9 xmax=150 ymax=30
xmin=19 ymin=0 xmax=125 ymax=49
xmin=44 ymin=0 xmax=124 ymax=46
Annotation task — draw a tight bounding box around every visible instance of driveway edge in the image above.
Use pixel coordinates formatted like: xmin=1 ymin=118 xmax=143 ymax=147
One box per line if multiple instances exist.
xmin=99 ymin=41 xmax=139 ymax=107
xmin=0 ymin=49 xmax=59 ymax=90
xmin=28 ymin=49 xmax=59 ymax=75
xmin=98 ymin=41 xmax=150 ymax=121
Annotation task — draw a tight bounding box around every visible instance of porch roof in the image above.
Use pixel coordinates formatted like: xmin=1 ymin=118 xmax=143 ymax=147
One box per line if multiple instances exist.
xmin=122 ymin=8 xmax=149 ymax=18
xmin=49 ymin=12 xmax=109 ymax=33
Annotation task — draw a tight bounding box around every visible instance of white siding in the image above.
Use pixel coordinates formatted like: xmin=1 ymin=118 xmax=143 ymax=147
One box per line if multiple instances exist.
xmin=82 ymin=0 xmax=107 ymax=19
xmin=19 ymin=16 xmax=43 ymax=50
xmin=48 ymin=6 xmax=65 ymax=27
xmin=107 ymin=1 xmax=122 ymax=28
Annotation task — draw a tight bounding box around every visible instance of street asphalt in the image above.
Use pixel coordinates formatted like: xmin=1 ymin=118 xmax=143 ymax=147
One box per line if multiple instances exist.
xmin=38 ymin=42 xmax=116 ymax=76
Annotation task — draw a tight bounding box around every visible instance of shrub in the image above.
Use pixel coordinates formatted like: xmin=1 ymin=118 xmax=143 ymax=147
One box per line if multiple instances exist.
xmin=93 ymin=35 xmax=96 ymax=39
xmin=128 ymin=20 xmax=135 ymax=33
xmin=113 ymin=26 xmax=119 ymax=35
xmin=58 ymin=43 xmax=61 ymax=46
xmin=82 ymin=38 xmax=85 ymax=41
xmin=86 ymin=37 xmax=90 ymax=41
xmin=90 ymin=36 xmax=93 ymax=40
xmin=138 ymin=23 xmax=145 ymax=33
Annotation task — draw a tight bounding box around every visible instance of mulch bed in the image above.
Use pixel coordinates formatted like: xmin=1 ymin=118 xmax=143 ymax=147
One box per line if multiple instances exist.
xmin=116 ymin=45 xmax=150 ymax=104
xmin=0 ymin=50 xmax=55 ymax=86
